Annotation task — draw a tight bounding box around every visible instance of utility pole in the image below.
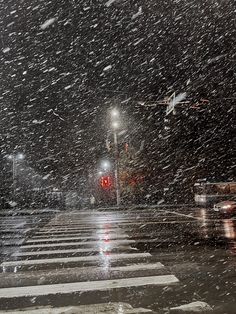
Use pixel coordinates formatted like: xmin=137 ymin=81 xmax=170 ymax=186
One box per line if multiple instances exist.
xmin=110 ymin=109 xmax=121 ymax=207
xmin=12 ymin=155 xmax=16 ymax=195
xmin=113 ymin=130 xmax=121 ymax=206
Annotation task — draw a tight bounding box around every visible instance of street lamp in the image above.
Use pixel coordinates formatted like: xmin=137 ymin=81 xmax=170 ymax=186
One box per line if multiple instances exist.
xmin=111 ymin=121 xmax=119 ymax=130
xmin=16 ymin=153 xmax=24 ymax=160
xmin=111 ymin=108 xmax=119 ymax=118
xmin=110 ymin=109 xmax=121 ymax=207
xmin=7 ymin=153 xmax=25 ymax=195
xmin=101 ymin=160 xmax=111 ymax=171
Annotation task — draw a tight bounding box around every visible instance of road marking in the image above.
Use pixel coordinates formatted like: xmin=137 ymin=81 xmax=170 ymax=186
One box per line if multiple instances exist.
xmin=0 ymin=263 xmax=166 ymax=286
xmin=0 ymin=236 xmax=25 ymax=240
xmin=117 ymin=220 xmax=198 ymax=225
xmin=2 ymin=262 xmax=165 ymax=275
xmin=112 ymin=262 xmax=165 ymax=272
xmin=1 ymin=253 xmax=151 ymax=267
xmin=11 ymin=248 xmax=99 ymax=256
xmin=45 ymin=219 xmax=156 ymax=225
xmin=1 ymin=239 xmax=24 ymax=246
xmin=0 ymin=275 xmax=179 ymax=298
xmin=35 ymin=229 xmax=124 ymax=236
xmin=36 ymin=228 xmax=123 ymax=233
xmin=27 ymin=234 xmax=128 ymax=243
xmin=46 ymin=219 xmax=132 ymax=223
xmin=40 ymin=220 xmax=198 ymax=231
xmin=32 ymin=231 xmax=127 ymax=238
xmin=12 ymin=247 xmax=131 ymax=257
xmin=0 ymin=303 xmax=153 ymax=313
xmin=163 ymin=210 xmax=199 ymax=220
xmin=20 ymin=239 xmax=136 ymax=249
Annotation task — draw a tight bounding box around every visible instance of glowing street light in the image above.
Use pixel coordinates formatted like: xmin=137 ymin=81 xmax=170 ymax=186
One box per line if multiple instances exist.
xmin=101 ymin=160 xmax=111 ymax=170
xmin=111 ymin=121 xmax=119 ymax=130
xmin=111 ymin=108 xmax=119 ymax=118
xmin=16 ymin=153 xmax=24 ymax=160
xmin=7 ymin=153 xmax=25 ymax=161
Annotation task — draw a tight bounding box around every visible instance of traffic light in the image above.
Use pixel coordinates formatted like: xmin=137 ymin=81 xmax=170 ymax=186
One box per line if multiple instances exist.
xmin=101 ymin=176 xmax=112 ymax=189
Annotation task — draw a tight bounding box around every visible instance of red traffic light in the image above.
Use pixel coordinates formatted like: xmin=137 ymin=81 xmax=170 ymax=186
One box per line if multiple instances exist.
xmin=101 ymin=176 xmax=112 ymax=188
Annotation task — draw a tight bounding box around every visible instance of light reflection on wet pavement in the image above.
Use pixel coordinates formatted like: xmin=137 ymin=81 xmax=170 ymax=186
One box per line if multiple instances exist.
xmin=0 ymin=206 xmax=236 ymax=313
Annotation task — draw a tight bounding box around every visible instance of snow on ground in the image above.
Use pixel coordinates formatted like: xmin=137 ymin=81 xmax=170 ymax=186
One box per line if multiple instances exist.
xmin=170 ymin=301 xmax=213 ymax=313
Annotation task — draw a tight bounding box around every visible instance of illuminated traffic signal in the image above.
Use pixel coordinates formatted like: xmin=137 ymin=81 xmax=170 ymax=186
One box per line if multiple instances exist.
xmin=101 ymin=176 xmax=112 ymax=188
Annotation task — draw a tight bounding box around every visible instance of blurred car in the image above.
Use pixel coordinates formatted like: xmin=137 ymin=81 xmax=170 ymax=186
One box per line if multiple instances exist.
xmin=214 ymin=200 xmax=236 ymax=216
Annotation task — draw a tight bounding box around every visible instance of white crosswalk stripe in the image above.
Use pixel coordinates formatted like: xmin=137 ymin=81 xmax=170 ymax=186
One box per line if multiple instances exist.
xmin=19 ymin=239 xmax=136 ymax=249
xmin=0 ymin=303 xmax=154 ymax=313
xmin=26 ymin=233 xmax=129 ymax=243
xmin=0 ymin=275 xmax=179 ymax=298
xmin=2 ymin=252 xmax=152 ymax=267
xmin=12 ymin=247 xmax=133 ymax=257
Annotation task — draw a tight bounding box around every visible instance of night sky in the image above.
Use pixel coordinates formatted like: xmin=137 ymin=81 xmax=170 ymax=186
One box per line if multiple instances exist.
xmin=0 ymin=0 xmax=235 ymax=195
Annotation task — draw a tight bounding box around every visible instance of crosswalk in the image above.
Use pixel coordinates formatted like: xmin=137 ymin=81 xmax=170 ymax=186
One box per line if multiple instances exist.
xmin=0 ymin=209 xmax=183 ymax=313
xmin=0 ymin=209 xmax=58 ymax=247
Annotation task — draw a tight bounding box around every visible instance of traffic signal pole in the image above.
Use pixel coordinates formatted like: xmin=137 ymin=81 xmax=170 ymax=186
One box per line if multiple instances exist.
xmin=114 ymin=131 xmax=121 ymax=206
xmin=12 ymin=155 xmax=16 ymax=196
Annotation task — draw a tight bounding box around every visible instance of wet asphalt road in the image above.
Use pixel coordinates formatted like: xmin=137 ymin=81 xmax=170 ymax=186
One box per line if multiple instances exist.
xmin=0 ymin=206 xmax=236 ymax=313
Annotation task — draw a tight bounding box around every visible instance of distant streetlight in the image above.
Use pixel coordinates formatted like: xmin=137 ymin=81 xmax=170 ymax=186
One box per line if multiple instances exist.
xmin=110 ymin=108 xmax=121 ymax=206
xmin=111 ymin=121 xmax=119 ymax=130
xmin=101 ymin=160 xmax=111 ymax=171
xmin=111 ymin=108 xmax=119 ymax=118
xmin=16 ymin=153 xmax=24 ymax=160
xmin=7 ymin=153 xmax=25 ymax=161
xmin=6 ymin=153 xmax=25 ymax=195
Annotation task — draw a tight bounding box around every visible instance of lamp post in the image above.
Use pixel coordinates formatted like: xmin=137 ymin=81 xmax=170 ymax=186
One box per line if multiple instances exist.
xmin=111 ymin=109 xmax=121 ymax=206
xmin=7 ymin=153 xmax=24 ymax=195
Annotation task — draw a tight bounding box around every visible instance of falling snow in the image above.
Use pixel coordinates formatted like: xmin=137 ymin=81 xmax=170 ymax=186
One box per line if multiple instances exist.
xmin=2 ymin=47 xmax=11 ymax=53
xmin=0 ymin=0 xmax=235 ymax=212
xmin=40 ymin=18 xmax=56 ymax=30
xmin=105 ymin=0 xmax=118 ymax=7
xmin=131 ymin=7 xmax=143 ymax=20
xmin=103 ymin=65 xmax=113 ymax=72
